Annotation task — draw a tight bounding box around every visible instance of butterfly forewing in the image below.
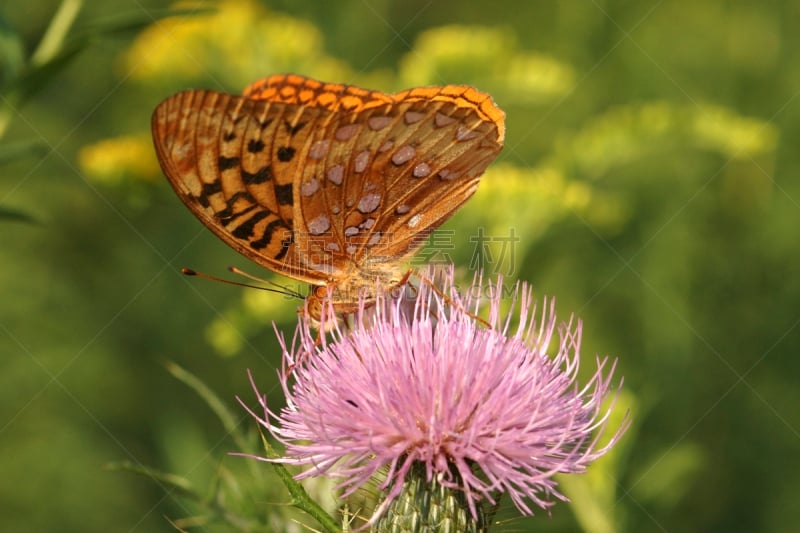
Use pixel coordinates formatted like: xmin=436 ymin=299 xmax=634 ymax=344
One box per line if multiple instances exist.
xmin=153 ymin=89 xmax=333 ymax=284
xmin=152 ymin=74 xmax=505 ymax=317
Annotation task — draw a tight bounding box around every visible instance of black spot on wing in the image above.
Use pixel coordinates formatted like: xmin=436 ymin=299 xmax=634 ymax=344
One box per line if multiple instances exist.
xmin=193 ymin=181 xmax=221 ymax=209
xmin=249 ymin=219 xmax=292 ymax=254
xmin=247 ymin=139 xmax=265 ymax=153
xmin=195 ymin=194 xmax=210 ymax=209
xmin=201 ymin=181 xmax=222 ymax=196
xmin=218 ymin=156 xmax=240 ymax=171
xmin=227 ymin=190 xmax=257 ymax=205
xmin=231 ymin=210 xmax=271 ymax=239
xmin=216 ymin=203 xmax=257 ymax=224
xmin=242 ymin=165 xmax=272 ymax=185
xmin=277 ymin=146 xmax=295 ymax=162
xmin=275 ymin=183 xmax=294 ymax=206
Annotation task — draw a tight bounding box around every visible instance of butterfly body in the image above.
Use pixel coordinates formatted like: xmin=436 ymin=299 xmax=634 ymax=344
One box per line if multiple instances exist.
xmin=152 ymin=74 xmax=504 ymax=323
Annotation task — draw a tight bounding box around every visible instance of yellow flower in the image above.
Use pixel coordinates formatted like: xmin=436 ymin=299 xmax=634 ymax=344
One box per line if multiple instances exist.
xmin=123 ymin=0 xmax=347 ymax=88
xmin=79 ymin=135 xmax=160 ymax=183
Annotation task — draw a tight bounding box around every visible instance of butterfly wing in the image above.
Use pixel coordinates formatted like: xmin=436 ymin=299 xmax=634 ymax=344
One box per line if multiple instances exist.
xmin=152 ymin=74 xmax=505 ymax=298
xmin=152 ymin=87 xmax=333 ymax=284
xmin=250 ymin=77 xmax=506 ymax=292
xmin=361 ymin=86 xmax=506 ymax=263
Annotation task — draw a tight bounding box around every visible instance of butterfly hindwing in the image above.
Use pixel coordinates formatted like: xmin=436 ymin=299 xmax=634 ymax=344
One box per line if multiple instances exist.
xmin=286 ymin=83 xmax=504 ymax=286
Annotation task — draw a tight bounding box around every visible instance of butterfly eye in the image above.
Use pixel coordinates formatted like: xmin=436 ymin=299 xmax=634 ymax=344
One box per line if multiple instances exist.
xmin=313 ymin=286 xmax=330 ymax=298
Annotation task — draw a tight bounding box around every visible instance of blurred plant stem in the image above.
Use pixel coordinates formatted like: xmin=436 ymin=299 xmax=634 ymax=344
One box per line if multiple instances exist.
xmin=166 ymin=362 xmax=343 ymax=532
xmin=30 ymin=0 xmax=83 ymax=67
xmin=0 ymin=0 xmax=82 ymax=138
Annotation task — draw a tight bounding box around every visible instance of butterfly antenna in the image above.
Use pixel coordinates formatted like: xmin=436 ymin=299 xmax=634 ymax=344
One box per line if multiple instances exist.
xmin=181 ymin=268 xmax=301 ymax=299
xmin=227 ymin=266 xmax=304 ymax=298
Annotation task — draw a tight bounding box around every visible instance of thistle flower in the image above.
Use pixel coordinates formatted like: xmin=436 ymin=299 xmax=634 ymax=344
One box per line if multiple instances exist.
xmin=241 ymin=268 xmax=629 ymax=528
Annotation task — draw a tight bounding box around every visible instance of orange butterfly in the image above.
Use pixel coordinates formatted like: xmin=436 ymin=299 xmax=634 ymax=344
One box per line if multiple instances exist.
xmin=152 ymin=74 xmax=504 ymax=327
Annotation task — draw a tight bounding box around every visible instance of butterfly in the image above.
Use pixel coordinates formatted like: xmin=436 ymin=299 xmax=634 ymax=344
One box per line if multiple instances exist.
xmin=152 ymin=73 xmax=505 ymax=328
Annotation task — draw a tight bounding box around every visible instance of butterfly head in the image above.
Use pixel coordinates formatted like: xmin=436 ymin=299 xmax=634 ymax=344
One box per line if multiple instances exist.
xmin=302 ymin=283 xmax=379 ymax=332
xmin=302 ymin=285 xmax=340 ymax=332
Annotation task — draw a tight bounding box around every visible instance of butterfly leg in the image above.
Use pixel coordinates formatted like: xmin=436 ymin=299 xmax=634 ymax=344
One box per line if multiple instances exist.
xmin=415 ymin=269 xmax=491 ymax=328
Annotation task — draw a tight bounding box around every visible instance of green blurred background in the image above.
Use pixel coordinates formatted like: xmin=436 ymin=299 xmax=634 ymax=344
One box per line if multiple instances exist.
xmin=2 ymin=0 xmax=799 ymax=531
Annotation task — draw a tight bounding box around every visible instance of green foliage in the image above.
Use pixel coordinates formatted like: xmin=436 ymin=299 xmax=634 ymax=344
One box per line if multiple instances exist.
xmin=2 ymin=0 xmax=799 ymax=532
xmin=109 ymin=362 xmax=342 ymax=532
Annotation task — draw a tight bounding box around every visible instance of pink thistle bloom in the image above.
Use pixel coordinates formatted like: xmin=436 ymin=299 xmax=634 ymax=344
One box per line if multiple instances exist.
xmin=241 ymin=268 xmax=630 ymax=523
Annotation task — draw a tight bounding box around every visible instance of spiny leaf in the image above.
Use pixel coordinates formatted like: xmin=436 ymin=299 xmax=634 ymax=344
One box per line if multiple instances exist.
xmin=255 ymin=431 xmax=342 ymax=533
